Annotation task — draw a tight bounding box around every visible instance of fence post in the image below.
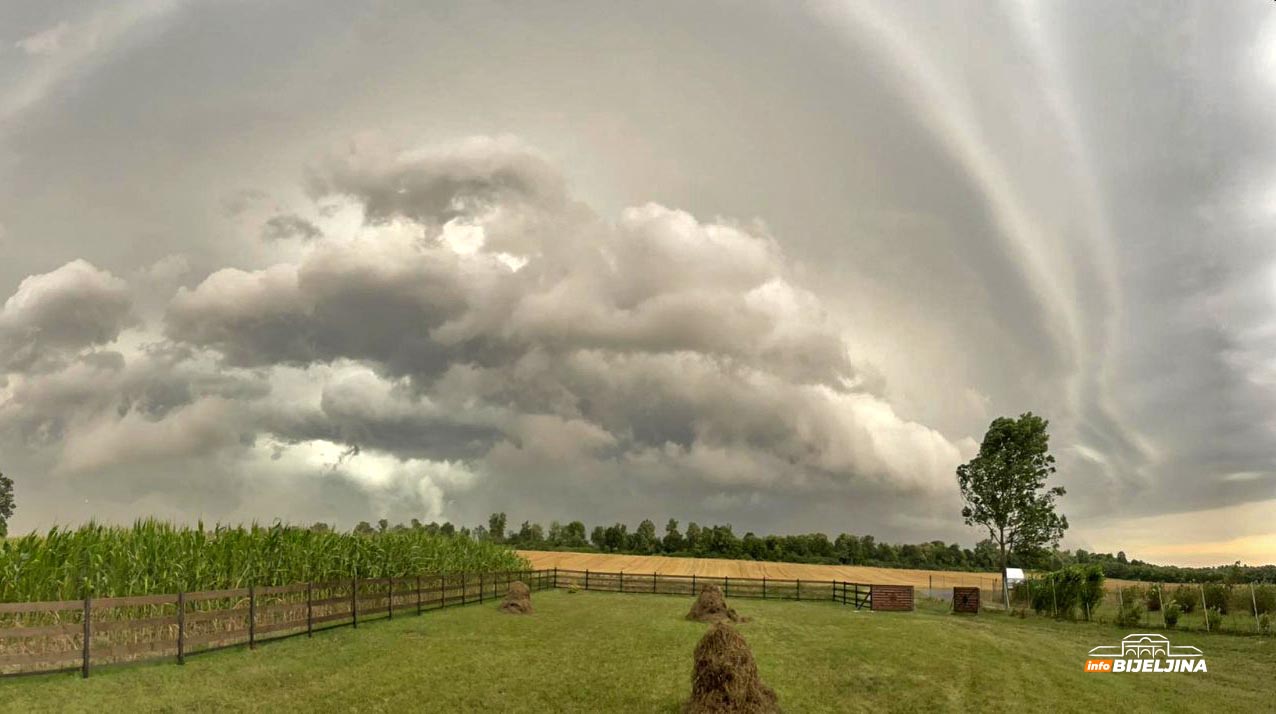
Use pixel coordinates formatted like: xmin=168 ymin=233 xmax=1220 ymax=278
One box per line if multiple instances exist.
xmin=1051 ymin=578 xmax=1058 ymax=618
xmin=352 ymin=577 xmax=359 ymax=628
xmin=461 ymin=573 xmax=467 ymax=605
xmin=249 ymin=584 xmax=257 ymax=649
xmin=762 ymin=577 xmax=767 ymax=600
xmin=1159 ymin=583 xmax=1166 ymax=628
xmin=439 ymin=574 xmax=445 ymax=609
xmin=724 ymin=576 xmax=729 ymax=598
xmin=416 ymin=575 xmax=423 ymax=616
xmin=620 ymin=571 xmax=624 ymax=592
xmin=1117 ymin=585 xmax=1124 ymax=623
xmin=585 ymin=569 xmax=590 ymax=591
xmin=796 ymin=579 xmax=801 ymax=601
xmin=307 ymin=582 xmax=314 ymax=637
xmin=653 ymin=572 xmax=657 ymax=594
xmin=1252 ymin=583 xmax=1261 ymax=631
xmin=692 ymin=573 xmax=696 ymax=593
xmin=1199 ymin=583 xmax=1209 ymax=632
xmin=388 ymin=578 xmax=394 ymax=620
xmin=81 ymin=594 xmax=91 ymax=679
xmin=177 ymin=591 xmax=186 ymax=664
xmin=480 ymin=574 xmax=485 ymax=604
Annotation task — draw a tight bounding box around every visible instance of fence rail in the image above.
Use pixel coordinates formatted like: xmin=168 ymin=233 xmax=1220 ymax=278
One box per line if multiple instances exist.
xmin=0 ymin=567 xmax=896 ymax=679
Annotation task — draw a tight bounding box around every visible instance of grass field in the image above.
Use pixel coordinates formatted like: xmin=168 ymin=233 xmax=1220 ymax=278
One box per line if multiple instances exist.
xmin=3 ymin=589 xmax=1272 ymax=713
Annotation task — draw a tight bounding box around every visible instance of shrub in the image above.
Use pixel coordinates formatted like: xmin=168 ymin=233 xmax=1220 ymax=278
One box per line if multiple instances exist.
xmin=1115 ymin=592 xmax=1144 ymax=628
xmin=1171 ymin=585 xmax=1198 ymax=613
xmin=1144 ymin=584 xmax=1164 ymax=612
xmin=1233 ymin=584 xmax=1276 ymax=616
xmin=1205 ymin=607 xmax=1224 ymax=631
xmin=1202 ymin=583 xmax=1230 ymax=614
xmin=1163 ymin=602 xmax=1181 ymax=628
xmin=1023 ymin=565 xmax=1105 ymax=620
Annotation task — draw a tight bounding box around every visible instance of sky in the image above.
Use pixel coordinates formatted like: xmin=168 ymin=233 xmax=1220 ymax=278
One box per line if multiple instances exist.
xmin=0 ymin=1 xmax=1273 ymax=567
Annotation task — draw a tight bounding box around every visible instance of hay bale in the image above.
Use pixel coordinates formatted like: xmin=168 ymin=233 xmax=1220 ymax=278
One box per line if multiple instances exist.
xmin=684 ymin=622 xmax=780 ymax=714
xmin=498 ymin=580 xmax=533 ymax=614
xmin=687 ymin=584 xmax=745 ymax=623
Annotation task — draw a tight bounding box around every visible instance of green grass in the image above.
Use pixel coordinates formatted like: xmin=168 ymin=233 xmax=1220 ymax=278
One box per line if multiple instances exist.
xmin=2 ymin=591 xmax=1273 ymax=713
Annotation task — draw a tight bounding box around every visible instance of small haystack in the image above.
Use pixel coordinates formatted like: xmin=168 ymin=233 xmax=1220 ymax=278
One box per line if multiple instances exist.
xmin=684 ymin=622 xmax=780 ymax=714
xmin=498 ymin=580 xmax=533 ymax=614
xmin=687 ymin=584 xmax=745 ymax=623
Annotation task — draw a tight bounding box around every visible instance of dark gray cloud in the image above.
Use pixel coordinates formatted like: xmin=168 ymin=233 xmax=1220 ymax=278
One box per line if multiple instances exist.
xmin=261 ymin=214 xmax=322 ymax=242
xmin=0 ymin=1 xmax=1273 ymax=563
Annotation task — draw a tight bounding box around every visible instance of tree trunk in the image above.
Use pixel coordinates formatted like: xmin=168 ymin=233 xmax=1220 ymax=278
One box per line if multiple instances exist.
xmin=998 ymin=530 xmax=1010 ymax=611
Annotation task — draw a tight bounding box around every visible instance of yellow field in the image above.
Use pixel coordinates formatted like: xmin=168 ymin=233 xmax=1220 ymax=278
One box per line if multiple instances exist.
xmin=518 ymin=550 xmax=1006 ymax=590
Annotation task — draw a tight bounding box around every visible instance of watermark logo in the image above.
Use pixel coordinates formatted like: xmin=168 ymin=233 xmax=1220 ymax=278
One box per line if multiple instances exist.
xmin=1084 ymin=634 xmax=1207 ymax=673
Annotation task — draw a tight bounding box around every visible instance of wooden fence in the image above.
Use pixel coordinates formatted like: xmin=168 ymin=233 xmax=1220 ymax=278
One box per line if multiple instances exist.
xmin=0 ymin=569 xmax=555 ymax=678
xmin=553 ymin=569 xmax=875 ymax=610
xmin=1 ymin=568 xmax=897 ymax=678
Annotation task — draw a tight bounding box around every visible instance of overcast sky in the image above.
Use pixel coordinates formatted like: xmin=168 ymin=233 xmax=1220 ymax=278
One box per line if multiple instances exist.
xmin=1 ymin=1 xmax=1273 ymax=566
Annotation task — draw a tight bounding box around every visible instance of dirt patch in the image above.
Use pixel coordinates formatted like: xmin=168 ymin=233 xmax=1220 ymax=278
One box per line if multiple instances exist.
xmin=687 ymin=584 xmax=745 ymax=623
xmin=684 ymin=622 xmax=780 ymax=714
xmin=498 ymin=580 xmax=533 ymax=614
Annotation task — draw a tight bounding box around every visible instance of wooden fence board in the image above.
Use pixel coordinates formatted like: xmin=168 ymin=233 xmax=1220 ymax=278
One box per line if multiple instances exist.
xmin=185 ymin=588 xmax=251 ymax=602
xmin=92 ymin=594 xmax=177 ymax=609
xmin=0 ymin=622 xmax=83 ymax=638
xmin=0 ymin=650 xmax=83 ymax=668
xmin=0 ymin=599 xmax=84 ymax=614
xmin=94 ymin=615 xmax=177 ymax=633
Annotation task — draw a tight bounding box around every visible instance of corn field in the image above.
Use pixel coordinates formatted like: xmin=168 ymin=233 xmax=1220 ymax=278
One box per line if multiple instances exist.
xmin=0 ymin=520 xmax=529 ymax=602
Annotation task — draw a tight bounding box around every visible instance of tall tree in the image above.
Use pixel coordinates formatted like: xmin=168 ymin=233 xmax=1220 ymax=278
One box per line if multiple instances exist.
xmin=956 ymin=412 xmax=1068 ymax=608
xmin=0 ymin=471 xmax=13 ymax=538
xmin=488 ymin=512 xmax=507 ymax=543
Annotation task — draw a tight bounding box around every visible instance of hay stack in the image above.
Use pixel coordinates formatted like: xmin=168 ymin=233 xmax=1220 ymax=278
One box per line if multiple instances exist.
xmin=684 ymin=623 xmax=780 ymax=714
xmin=498 ymin=580 xmax=533 ymax=614
xmin=687 ymin=584 xmax=745 ymax=623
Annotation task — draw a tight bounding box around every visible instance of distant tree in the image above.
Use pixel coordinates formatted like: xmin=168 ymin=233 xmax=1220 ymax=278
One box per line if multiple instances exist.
xmin=629 ymin=519 xmax=656 ymax=553
xmin=603 ymin=523 xmax=628 ymax=553
xmin=377 ymin=518 xmax=389 ymax=534
xmin=473 ymin=525 xmax=488 ymax=541
xmin=353 ymin=521 xmax=375 ymax=536
xmin=439 ymin=522 xmax=455 ymax=537
xmin=685 ymin=522 xmax=703 ymax=553
xmin=488 ymin=513 xmax=507 ymax=543
xmin=309 ymin=522 xmax=331 ymax=533
xmin=0 ymin=472 xmax=12 ymax=538
xmin=662 ymin=518 xmax=683 ymax=553
xmin=957 ymin=412 xmax=1068 ymax=608
xmin=547 ymin=521 xmax=564 ymax=546
xmin=590 ymin=525 xmax=606 ymax=550
xmin=564 ymin=521 xmax=587 ymax=547
xmin=410 ymin=518 xmax=423 ymax=531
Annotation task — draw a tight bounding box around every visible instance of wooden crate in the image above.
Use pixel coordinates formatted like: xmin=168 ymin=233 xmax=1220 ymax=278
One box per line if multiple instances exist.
xmin=953 ymin=586 xmax=980 ymax=613
xmin=870 ymin=585 xmax=913 ymax=611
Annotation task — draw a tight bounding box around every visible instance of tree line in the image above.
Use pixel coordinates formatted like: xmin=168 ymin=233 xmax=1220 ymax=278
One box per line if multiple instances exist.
xmin=338 ymin=512 xmax=1274 ymax=584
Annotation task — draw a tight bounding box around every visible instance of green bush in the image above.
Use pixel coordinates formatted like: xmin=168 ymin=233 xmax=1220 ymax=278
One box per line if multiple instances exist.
xmin=1232 ymin=584 xmax=1276 ymax=616
xmin=1205 ymin=607 xmax=1224 ymax=630
xmin=1171 ymin=585 xmax=1198 ymax=613
xmin=1144 ymin=584 xmax=1164 ymax=612
xmin=1021 ymin=565 xmax=1105 ymax=620
xmin=1202 ymin=583 xmax=1230 ymax=614
xmin=1115 ymin=590 xmax=1144 ymax=628
xmin=1163 ymin=602 xmax=1181 ymax=628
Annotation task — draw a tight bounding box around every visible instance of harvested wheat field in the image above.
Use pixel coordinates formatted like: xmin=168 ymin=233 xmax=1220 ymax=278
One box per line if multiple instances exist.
xmin=520 ymin=551 xmax=1004 ymax=589
xmin=519 ymin=551 xmax=1141 ymax=592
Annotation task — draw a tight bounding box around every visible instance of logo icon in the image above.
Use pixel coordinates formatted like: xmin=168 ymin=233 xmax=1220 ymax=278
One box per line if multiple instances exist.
xmin=1084 ymin=634 xmax=1207 ymax=673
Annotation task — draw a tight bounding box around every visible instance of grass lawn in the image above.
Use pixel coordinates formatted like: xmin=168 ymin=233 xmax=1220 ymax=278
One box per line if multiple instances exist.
xmin=2 ymin=590 xmax=1273 ymax=713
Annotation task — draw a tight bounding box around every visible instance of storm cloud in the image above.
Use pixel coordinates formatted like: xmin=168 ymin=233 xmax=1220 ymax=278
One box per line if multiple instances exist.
xmin=0 ymin=1 xmax=1273 ymax=564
